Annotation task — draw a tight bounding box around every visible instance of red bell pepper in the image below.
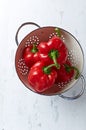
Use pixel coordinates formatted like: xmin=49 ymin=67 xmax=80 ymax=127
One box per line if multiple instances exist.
xmin=28 ymin=61 xmax=57 ymax=93
xmin=38 ymin=36 xmax=68 ymax=69
xmin=23 ymin=44 xmax=39 ymax=68
xmin=55 ymin=60 xmax=79 ymax=83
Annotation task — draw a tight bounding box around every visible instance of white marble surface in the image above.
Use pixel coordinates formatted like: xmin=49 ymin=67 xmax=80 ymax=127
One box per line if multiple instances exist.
xmin=0 ymin=0 xmax=86 ymax=130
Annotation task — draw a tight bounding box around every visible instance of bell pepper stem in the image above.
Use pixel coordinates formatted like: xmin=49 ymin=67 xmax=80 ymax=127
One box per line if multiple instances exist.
xmin=49 ymin=50 xmax=60 ymax=69
xmin=43 ymin=64 xmax=56 ymax=74
xmin=71 ymin=66 xmax=80 ymax=79
xmin=64 ymin=64 xmax=80 ymax=79
xmin=31 ymin=43 xmax=38 ymax=53
xmin=55 ymin=28 xmax=61 ymax=37
xmin=52 ymin=54 xmax=60 ymax=69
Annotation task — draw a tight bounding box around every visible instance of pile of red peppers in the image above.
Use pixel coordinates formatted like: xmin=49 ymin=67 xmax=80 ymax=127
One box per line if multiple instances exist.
xmin=22 ymin=28 xmax=79 ymax=93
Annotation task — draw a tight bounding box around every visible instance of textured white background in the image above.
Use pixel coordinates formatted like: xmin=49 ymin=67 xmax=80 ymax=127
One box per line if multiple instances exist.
xmin=0 ymin=0 xmax=86 ymax=130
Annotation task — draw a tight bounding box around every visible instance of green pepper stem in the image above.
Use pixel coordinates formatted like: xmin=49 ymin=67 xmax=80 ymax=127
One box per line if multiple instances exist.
xmin=71 ymin=66 xmax=80 ymax=79
xmin=43 ymin=64 xmax=56 ymax=74
xmin=53 ymin=54 xmax=60 ymax=69
xmin=31 ymin=43 xmax=38 ymax=53
xmin=49 ymin=50 xmax=60 ymax=69
xmin=55 ymin=28 xmax=61 ymax=37
xmin=64 ymin=64 xmax=80 ymax=79
xmin=64 ymin=64 xmax=72 ymax=72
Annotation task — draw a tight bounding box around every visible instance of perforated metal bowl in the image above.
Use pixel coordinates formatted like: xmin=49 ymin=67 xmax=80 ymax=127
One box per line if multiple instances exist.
xmin=15 ymin=22 xmax=85 ymax=100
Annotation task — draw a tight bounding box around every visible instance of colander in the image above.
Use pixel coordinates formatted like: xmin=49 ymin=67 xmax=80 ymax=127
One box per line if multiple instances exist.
xmin=15 ymin=22 xmax=85 ymax=100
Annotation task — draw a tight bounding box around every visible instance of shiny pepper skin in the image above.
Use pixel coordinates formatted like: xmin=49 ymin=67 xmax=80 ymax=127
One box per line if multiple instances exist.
xmin=38 ymin=36 xmax=68 ymax=66
xmin=28 ymin=61 xmax=57 ymax=93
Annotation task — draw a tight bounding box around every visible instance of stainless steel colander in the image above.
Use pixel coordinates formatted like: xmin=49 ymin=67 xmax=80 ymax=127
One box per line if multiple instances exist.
xmin=15 ymin=22 xmax=85 ymax=100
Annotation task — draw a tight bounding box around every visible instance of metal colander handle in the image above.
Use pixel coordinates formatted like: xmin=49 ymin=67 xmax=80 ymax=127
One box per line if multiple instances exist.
xmin=59 ymin=75 xmax=85 ymax=100
xmin=15 ymin=22 xmax=40 ymax=46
